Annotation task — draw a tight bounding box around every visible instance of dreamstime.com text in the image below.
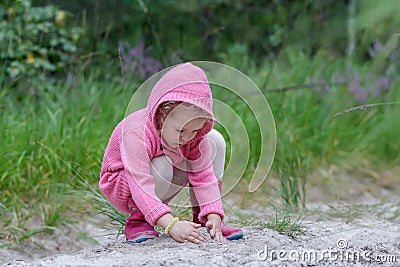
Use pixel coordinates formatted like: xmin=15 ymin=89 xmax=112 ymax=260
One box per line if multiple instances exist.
xmin=257 ymin=239 xmax=398 ymax=264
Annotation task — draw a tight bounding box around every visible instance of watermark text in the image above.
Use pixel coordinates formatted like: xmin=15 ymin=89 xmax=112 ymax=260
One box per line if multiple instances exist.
xmin=257 ymin=239 xmax=398 ymax=264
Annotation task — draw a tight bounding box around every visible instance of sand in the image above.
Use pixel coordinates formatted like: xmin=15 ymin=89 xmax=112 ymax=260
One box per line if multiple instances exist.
xmin=2 ymin=203 xmax=399 ymax=267
xmin=2 ymin=169 xmax=400 ymax=267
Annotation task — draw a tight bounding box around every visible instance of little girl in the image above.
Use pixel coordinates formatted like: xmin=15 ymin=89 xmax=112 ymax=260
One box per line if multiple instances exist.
xmin=99 ymin=62 xmax=243 ymax=243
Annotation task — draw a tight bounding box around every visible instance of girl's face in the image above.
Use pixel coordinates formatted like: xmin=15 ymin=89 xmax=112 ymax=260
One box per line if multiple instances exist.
xmin=160 ymin=105 xmax=207 ymax=148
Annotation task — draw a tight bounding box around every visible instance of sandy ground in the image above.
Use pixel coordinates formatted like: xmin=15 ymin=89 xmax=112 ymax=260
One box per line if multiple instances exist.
xmin=2 ymin=203 xmax=400 ymax=267
xmin=2 ymin=169 xmax=400 ymax=267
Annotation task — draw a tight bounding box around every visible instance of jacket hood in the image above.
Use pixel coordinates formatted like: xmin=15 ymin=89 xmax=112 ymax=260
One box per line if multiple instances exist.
xmin=147 ymin=62 xmax=214 ymax=142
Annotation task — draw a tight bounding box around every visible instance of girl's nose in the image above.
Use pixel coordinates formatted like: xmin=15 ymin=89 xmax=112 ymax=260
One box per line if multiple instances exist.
xmin=180 ymin=132 xmax=192 ymax=142
xmin=180 ymin=134 xmax=189 ymax=142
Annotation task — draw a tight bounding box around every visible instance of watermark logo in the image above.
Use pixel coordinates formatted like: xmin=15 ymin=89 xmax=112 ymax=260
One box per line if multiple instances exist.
xmin=122 ymin=61 xmax=276 ymax=206
xmin=257 ymin=239 xmax=398 ymax=264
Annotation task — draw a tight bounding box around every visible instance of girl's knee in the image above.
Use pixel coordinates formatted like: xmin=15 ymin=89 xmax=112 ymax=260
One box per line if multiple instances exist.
xmin=207 ymin=129 xmax=226 ymax=180
xmin=151 ymin=155 xmax=173 ymax=181
xmin=207 ymin=129 xmax=226 ymax=152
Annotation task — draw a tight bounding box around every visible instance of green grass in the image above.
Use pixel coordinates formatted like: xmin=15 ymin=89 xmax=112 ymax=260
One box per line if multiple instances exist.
xmin=0 ymin=74 xmax=130 ymax=244
xmin=76 ymin=176 xmax=128 ymax=237
xmin=0 ymin=48 xmax=399 ymax=243
xmin=235 ymin=212 xmax=307 ymax=238
xmin=220 ymin=48 xmax=399 ymax=210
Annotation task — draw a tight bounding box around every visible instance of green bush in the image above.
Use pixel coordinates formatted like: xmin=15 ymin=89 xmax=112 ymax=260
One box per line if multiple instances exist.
xmin=0 ymin=0 xmax=83 ymax=87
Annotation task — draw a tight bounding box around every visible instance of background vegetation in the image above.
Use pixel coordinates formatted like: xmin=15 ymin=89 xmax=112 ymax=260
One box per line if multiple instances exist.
xmin=1 ymin=0 xmax=399 ymax=243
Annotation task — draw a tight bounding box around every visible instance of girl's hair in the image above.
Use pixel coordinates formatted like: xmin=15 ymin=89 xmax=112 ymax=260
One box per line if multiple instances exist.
xmin=155 ymin=101 xmax=210 ymax=131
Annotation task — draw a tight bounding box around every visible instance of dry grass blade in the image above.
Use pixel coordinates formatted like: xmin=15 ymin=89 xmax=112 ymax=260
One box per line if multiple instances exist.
xmin=333 ymin=104 xmax=374 ymax=118
xmin=333 ymin=101 xmax=400 ymax=118
xmin=118 ymin=48 xmax=127 ymax=92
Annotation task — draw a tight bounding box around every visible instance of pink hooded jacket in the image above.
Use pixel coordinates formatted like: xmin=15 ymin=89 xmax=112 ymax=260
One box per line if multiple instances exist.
xmin=99 ymin=62 xmax=224 ymax=226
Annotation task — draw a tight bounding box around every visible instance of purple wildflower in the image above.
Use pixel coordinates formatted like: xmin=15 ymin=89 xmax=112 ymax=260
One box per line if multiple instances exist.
xmin=353 ymin=89 xmax=368 ymax=103
xmin=368 ymin=40 xmax=384 ymax=58
xmin=311 ymin=79 xmax=330 ymax=94
xmin=377 ymin=77 xmax=391 ymax=91
xmin=349 ymin=73 xmax=367 ymax=103
xmin=118 ymin=40 xmax=163 ymax=81
xmin=372 ymin=76 xmax=392 ymax=97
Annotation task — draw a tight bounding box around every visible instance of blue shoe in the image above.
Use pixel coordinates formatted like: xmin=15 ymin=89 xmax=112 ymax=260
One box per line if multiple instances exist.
xmin=221 ymin=222 xmax=243 ymax=241
xmin=127 ymin=230 xmax=159 ymax=244
xmin=225 ymin=231 xmax=244 ymax=240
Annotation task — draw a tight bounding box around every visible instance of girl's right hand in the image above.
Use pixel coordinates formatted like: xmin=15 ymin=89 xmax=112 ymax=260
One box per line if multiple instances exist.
xmin=168 ymin=221 xmax=207 ymax=244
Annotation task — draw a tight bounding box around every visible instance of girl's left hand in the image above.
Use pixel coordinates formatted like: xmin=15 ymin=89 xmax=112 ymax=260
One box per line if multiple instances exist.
xmin=205 ymin=213 xmax=226 ymax=242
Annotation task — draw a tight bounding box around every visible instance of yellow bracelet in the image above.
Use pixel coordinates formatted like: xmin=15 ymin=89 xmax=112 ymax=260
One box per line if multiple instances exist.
xmin=165 ymin=217 xmax=179 ymax=235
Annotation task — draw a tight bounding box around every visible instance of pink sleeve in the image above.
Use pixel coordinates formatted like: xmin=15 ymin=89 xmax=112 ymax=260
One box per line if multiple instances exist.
xmin=187 ymin=138 xmax=225 ymax=223
xmin=121 ymin=128 xmax=171 ymax=226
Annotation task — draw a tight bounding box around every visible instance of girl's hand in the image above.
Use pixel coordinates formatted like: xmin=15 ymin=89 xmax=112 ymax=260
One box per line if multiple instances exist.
xmin=168 ymin=221 xmax=207 ymax=244
xmin=205 ymin=214 xmax=226 ymax=242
